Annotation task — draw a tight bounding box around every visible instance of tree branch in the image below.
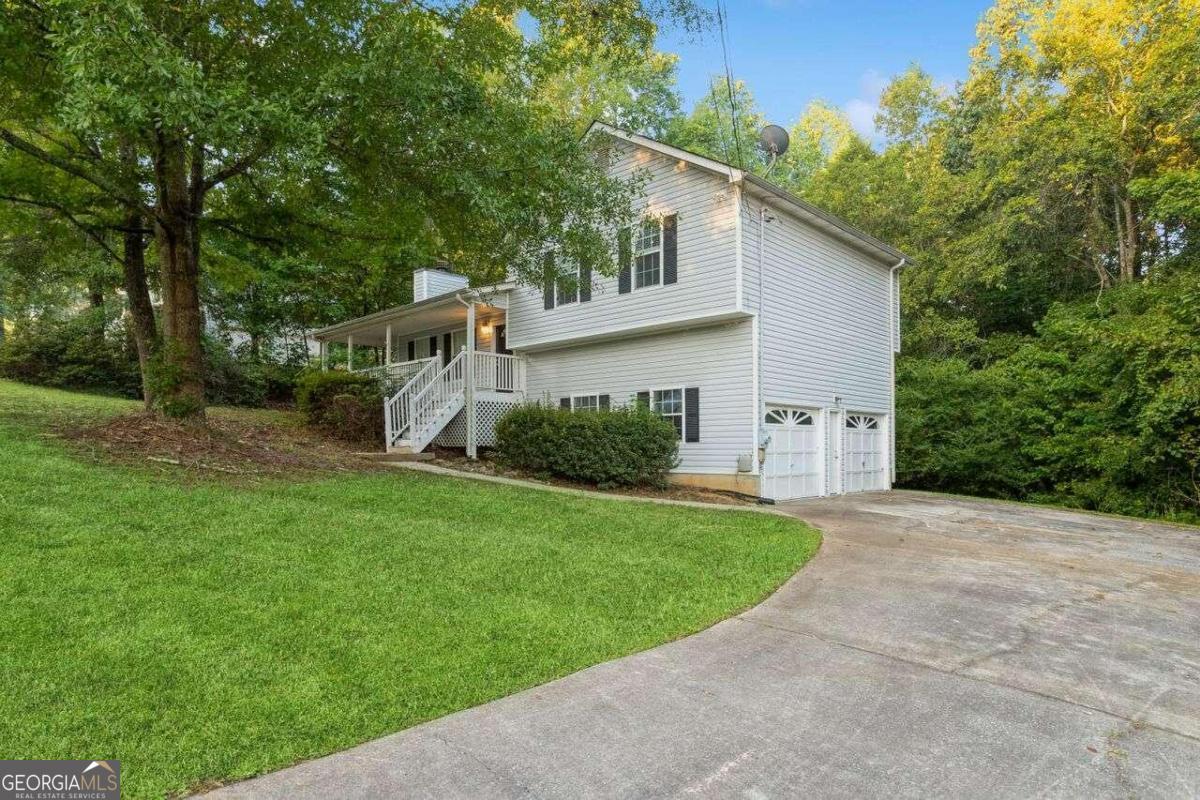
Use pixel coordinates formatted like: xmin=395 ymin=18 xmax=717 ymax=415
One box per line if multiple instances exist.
xmin=0 ymin=127 xmax=152 ymax=218
xmin=204 ymin=142 xmax=271 ymax=192
xmin=0 ymin=193 xmax=124 ymax=264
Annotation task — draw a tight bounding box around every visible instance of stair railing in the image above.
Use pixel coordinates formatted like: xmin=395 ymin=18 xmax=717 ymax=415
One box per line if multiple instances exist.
xmin=383 ymin=355 xmax=440 ymax=447
xmin=408 ymin=348 xmax=467 ymax=449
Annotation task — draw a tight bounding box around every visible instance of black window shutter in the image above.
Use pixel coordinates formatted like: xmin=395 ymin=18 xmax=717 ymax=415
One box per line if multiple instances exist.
xmin=543 ymin=251 xmax=556 ymax=310
xmin=407 ymin=340 xmax=415 ymax=361
xmin=663 ymin=214 xmax=678 ymax=285
xmin=560 ymin=397 xmax=571 ymax=409
xmin=579 ymin=264 xmax=592 ymax=302
xmin=598 ymin=394 xmax=610 ymax=410
xmin=618 ymin=228 xmax=632 ymax=294
xmin=443 ymin=333 xmax=452 ymax=365
xmin=684 ymin=387 xmax=700 ymax=442
xmin=636 ymin=390 xmax=650 ymax=409
xmin=428 ymin=336 xmax=438 ymax=360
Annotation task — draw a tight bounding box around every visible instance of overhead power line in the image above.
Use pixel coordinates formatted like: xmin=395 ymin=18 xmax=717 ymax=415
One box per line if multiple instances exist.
xmin=715 ymin=1 xmax=747 ymax=171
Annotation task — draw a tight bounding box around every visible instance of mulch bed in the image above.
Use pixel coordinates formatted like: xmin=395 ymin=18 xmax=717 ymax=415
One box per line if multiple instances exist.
xmin=427 ymin=447 xmax=756 ymax=506
xmin=56 ymin=412 xmax=385 ymax=482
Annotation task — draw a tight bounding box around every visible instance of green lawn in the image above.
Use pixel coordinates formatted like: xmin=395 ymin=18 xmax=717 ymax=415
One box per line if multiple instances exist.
xmin=0 ymin=380 xmax=820 ymax=799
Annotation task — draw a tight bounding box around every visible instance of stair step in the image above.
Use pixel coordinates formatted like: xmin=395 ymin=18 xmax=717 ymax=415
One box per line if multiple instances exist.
xmin=367 ymin=450 xmax=435 ymax=462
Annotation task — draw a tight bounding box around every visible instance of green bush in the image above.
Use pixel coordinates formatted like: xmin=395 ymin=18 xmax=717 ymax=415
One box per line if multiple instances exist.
xmin=0 ymin=309 xmax=141 ymax=397
xmin=294 ymin=369 xmax=383 ymax=444
xmin=897 ymin=267 xmax=1200 ymax=523
xmin=495 ymin=403 xmax=679 ymax=488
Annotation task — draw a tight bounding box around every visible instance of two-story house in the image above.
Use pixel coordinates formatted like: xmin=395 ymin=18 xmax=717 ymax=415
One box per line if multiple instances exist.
xmin=312 ymin=122 xmax=909 ymax=501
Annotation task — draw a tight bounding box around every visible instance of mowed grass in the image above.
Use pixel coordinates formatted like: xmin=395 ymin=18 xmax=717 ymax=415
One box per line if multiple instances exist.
xmin=0 ymin=380 xmax=820 ymax=799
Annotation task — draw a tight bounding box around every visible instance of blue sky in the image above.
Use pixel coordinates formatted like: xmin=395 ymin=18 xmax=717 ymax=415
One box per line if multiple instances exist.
xmin=658 ymin=0 xmax=993 ymax=140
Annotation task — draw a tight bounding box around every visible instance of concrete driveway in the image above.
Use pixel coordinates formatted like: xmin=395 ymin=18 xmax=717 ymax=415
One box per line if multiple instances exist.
xmin=207 ymin=491 xmax=1200 ymax=799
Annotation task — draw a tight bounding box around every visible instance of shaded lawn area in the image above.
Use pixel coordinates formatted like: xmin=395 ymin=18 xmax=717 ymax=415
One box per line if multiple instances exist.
xmin=0 ymin=381 xmax=820 ymax=799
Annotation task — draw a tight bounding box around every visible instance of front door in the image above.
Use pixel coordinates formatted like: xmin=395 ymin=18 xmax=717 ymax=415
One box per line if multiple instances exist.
xmin=493 ymin=324 xmax=512 ymax=392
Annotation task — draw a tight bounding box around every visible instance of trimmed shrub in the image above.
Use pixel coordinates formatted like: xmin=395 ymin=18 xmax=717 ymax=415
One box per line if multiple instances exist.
xmin=294 ymin=369 xmax=383 ymax=444
xmin=495 ymin=403 xmax=679 ymax=488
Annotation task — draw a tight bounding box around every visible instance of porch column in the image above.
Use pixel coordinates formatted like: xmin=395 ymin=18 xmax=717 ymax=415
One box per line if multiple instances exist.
xmin=319 ymin=340 xmax=328 ymax=371
xmin=385 ymin=324 xmax=393 ymax=365
xmin=346 ymin=334 xmax=354 ymax=371
xmin=465 ymin=301 xmax=477 ymax=459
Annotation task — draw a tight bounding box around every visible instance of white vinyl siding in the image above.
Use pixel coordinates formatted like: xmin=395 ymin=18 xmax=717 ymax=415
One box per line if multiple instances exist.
xmin=413 ymin=269 xmax=470 ymax=302
xmin=743 ymin=195 xmax=895 ymax=415
xmin=507 ymin=139 xmax=740 ymax=350
xmin=523 ymin=321 xmax=753 ymax=474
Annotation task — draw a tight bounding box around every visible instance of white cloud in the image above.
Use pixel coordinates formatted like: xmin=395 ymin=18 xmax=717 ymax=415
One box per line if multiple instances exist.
xmin=842 ymin=69 xmax=888 ymax=143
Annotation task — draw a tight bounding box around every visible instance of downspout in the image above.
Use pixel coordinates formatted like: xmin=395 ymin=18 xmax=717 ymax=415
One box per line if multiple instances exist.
xmin=888 ymin=258 xmax=906 ymax=485
xmin=756 ymin=204 xmax=773 ymax=467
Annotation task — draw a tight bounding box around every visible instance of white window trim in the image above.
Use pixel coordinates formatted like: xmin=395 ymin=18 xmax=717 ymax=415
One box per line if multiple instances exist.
xmin=570 ymin=393 xmax=600 ymax=412
xmin=633 ymin=218 xmax=664 ymax=290
xmin=648 ymin=386 xmax=685 ymax=440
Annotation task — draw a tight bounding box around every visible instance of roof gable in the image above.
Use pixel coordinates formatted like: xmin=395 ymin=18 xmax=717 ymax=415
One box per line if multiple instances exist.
xmin=585 ymin=121 xmax=910 ymax=266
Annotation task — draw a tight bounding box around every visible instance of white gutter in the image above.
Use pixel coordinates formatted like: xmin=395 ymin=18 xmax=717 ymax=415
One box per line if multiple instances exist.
xmin=888 ymin=257 xmax=906 ymax=484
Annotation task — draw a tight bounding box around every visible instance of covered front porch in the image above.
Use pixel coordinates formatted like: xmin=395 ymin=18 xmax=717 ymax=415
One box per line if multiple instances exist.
xmin=312 ymin=288 xmax=526 ymax=457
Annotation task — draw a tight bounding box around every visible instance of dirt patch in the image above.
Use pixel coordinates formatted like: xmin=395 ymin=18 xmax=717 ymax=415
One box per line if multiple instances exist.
xmin=427 ymin=447 xmax=755 ymax=506
xmin=57 ymin=411 xmax=384 ymax=482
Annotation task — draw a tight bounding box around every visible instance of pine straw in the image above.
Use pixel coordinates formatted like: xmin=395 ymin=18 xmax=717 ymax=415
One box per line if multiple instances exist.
xmin=56 ymin=411 xmax=384 ymax=483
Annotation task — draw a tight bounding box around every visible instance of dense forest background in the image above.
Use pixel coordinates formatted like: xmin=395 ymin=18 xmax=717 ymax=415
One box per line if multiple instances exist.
xmin=2 ymin=0 xmax=1198 ymax=520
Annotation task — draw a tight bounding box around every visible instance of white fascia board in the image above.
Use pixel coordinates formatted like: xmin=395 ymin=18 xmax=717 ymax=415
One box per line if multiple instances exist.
xmin=584 ymin=121 xmax=745 ymax=184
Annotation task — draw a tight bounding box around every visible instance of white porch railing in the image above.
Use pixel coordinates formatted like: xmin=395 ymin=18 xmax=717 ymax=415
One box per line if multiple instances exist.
xmin=383 ymin=356 xmax=441 ymax=447
xmin=356 ymin=358 xmax=434 ymax=392
xmin=473 ymin=352 xmax=525 ymax=393
xmin=408 ymin=349 xmax=468 ymax=451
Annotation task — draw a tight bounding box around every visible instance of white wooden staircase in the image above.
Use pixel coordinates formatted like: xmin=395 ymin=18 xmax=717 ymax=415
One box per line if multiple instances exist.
xmin=384 ymin=350 xmax=524 ymax=453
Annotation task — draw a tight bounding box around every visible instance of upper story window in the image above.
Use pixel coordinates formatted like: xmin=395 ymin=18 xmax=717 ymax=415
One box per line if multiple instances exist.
xmin=556 ymin=265 xmax=580 ymax=306
xmin=634 ymin=219 xmax=663 ymax=289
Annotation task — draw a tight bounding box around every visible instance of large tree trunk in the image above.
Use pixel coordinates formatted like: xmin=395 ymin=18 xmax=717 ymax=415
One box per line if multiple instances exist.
xmin=153 ymin=134 xmax=206 ymax=418
xmin=122 ymin=214 xmax=158 ymax=410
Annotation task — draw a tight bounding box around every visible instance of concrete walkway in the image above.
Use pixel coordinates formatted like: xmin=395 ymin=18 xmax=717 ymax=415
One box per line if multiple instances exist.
xmin=204 ymin=491 xmax=1200 ymax=799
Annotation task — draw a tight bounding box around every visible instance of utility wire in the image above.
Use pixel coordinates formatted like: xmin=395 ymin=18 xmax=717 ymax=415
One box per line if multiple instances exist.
xmin=715 ymin=1 xmax=747 ymax=171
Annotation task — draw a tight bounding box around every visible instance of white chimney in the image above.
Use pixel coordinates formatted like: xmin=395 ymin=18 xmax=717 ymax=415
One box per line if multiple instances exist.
xmin=413 ymin=266 xmax=469 ymax=303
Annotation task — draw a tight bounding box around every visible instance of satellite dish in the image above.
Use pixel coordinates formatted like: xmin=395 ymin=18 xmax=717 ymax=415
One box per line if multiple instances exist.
xmin=759 ymin=124 xmax=790 ymax=158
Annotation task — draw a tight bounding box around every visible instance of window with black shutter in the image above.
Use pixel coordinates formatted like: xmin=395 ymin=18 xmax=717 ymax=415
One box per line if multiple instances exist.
xmin=407 ymin=340 xmax=415 ymax=361
xmin=543 ymin=251 xmax=556 ymax=310
xmin=663 ymin=214 xmax=678 ymax=285
xmin=684 ymin=387 xmax=699 ymax=442
xmin=618 ymin=228 xmax=632 ymax=294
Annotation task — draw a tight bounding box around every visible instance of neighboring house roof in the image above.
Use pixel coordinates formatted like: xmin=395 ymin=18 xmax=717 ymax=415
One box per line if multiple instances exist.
xmin=585 ymin=121 xmax=911 ymax=267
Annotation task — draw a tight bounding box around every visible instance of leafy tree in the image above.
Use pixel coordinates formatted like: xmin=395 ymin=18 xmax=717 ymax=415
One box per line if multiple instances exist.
xmin=664 ymin=78 xmax=766 ymax=171
xmin=1 ymin=0 xmax=694 ymax=418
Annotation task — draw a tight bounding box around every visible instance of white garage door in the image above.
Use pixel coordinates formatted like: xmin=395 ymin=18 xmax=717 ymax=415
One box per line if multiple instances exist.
xmin=843 ymin=413 xmax=886 ymax=492
xmin=762 ymin=407 xmax=823 ymax=500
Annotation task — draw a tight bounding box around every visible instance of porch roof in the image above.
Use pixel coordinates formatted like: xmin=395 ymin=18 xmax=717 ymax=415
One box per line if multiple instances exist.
xmin=313 ymin=284 xmax=511 ymax=347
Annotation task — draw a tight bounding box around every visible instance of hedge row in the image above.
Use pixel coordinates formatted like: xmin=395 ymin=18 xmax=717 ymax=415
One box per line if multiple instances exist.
xmin=495 ymin=403 xmax=678 ymax=488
